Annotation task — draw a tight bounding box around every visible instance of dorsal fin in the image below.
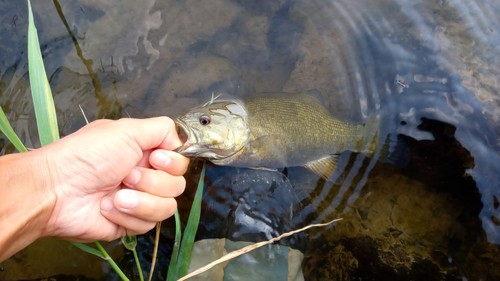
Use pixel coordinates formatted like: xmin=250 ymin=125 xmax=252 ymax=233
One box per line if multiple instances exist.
xmin=304 ymin=155 xmax=339 ymax=180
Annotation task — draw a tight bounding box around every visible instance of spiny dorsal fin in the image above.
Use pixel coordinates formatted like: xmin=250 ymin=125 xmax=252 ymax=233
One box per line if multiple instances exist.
xmin=304 ymin=155 xmax=339 ymax=180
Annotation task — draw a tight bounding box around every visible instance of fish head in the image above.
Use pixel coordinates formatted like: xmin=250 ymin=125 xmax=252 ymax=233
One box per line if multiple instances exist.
xmin=175 ymin=98 xmax=250 ymax=160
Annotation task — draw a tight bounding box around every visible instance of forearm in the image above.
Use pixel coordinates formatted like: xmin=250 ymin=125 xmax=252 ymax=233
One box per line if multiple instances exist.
xmin=0 ymin=151 xmax=55 ymax=261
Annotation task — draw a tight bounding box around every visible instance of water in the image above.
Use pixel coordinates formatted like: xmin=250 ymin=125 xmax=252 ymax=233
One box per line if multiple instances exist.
xmin=1 ymin=0 xmax=499 ymax=280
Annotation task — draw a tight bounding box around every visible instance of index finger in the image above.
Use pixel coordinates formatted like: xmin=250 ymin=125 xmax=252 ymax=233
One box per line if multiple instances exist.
xmin=119 ymin=117 xmax=183 ymax=151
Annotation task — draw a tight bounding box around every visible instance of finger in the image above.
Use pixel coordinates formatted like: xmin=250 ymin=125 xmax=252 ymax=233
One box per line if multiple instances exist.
xmin=112 ymin=189 xmax=178 ymax=222
xmin=149 ymin=150 xmax=190 ymax=176
xmin=117 ymin=117 xmax=183 ymax=151
xmin=100 ymin=197 xmax=158 ymax=235
xmin=123 ymin=167 xmax=186 ymax=198
xmin=136 ymin=150 xmax=153 ymax=168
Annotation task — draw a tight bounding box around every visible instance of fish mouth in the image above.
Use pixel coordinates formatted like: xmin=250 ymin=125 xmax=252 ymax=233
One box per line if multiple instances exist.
xmin=174 ymin=119 xmax=239 ymax=160
xmin=175 ymin=120 xmax=188 ymax=145
xmin=173 ymin=119 xmax=197 ymax=155
xmin=174 ymin=119 xmax=220 ymax=158
xmin=174 ymin=118 xmax=242 ymax=160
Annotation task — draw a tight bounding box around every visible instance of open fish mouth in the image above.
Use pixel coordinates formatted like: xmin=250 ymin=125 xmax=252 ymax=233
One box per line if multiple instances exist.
xmin=174 ymin=117 xmax=244 ymax=160
xmin=173 ymin=119 xmax=238 ymax=160
xmin=173 ymin=119 xmax=226 ymax=159
xmin=173 ymin=119 xmax=197 ymax=155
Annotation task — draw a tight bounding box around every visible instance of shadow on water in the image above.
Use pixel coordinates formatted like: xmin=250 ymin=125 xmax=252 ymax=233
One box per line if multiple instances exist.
xmin=1 ymin=0 xmax=500 ymax=280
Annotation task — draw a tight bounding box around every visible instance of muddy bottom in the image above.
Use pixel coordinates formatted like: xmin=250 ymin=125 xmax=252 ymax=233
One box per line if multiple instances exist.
xmin=301 ymin=122 xmax=499 ymax=280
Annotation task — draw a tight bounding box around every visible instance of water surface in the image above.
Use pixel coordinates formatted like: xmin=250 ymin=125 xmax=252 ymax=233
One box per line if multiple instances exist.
xmin=0 ymin=0 xmax=499 ymax=280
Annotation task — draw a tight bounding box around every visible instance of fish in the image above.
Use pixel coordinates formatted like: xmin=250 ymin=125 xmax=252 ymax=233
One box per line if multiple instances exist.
xmin=174 ymin=93 xmax=380 ymax=179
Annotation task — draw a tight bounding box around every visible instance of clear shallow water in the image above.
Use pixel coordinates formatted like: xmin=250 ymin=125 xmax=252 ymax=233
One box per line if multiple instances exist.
xmin=1 ymin=0 xmax=499 ymax=280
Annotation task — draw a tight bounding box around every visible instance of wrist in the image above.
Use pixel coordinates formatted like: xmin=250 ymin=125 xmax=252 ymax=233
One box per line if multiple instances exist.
xmin=0 ymin=149 xmax=56 ymax=261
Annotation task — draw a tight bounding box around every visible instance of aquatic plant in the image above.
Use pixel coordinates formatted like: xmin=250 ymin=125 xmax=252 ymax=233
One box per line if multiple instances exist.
xmin=166 ymin=163 xmax=206 ymax=281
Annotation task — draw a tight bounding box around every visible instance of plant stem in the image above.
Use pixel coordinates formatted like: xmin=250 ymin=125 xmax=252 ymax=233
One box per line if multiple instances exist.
xmin=95 ymin=241 xmax=130 ymax=281
xmin=148 ymin=222 xmax=162 ymax=281
xmin=132 ymin=248 xmax=144 ymax=281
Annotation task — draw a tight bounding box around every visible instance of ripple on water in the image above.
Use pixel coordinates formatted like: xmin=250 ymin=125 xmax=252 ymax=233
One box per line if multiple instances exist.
xmin=0 ymin=0 xmax=500 ymax=280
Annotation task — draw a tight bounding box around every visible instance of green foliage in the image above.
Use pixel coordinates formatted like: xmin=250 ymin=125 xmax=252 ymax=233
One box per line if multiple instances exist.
xmin=167 ymin=163 xmax=206 ymax=281
xmin=27 ymin=0 xmax=59 ymax=146
xmin=176 ymin=163 xmax=206 ymax=276
xmin=122 ymin=236 xmax=144 ymax=281
xmin=0 ymin=107 xmax=28 ymax=152
xmin=166 ymin=211 xmax=183 ymax=281
xmin=121 ymin=235 xmax=138 ymax=251
xmin=95 ymin=242 xmax=131 ymax=281
xmin=72 ymin=242 xmax=107 ymax=259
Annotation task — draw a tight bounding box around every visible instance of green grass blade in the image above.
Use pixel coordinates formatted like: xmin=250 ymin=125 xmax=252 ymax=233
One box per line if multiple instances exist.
xmin=166 ymin=210 xmax=182 ymax=281
xmin=72 ymin=242 xmax=107 ymax=259
xmin=176 ymin=162 xmax=206 ymax=278
xmin=0 ymin=106 xmax=28 ymax=152
xmin=27 ymin=0 xmax=59 ymax=145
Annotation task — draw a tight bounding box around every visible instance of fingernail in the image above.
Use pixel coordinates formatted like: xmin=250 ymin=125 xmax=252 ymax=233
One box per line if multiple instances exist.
xmin=152 ymin=151 xmax=171 ymax=168
xmin=123 ymin=168 xmax=141 ymax=187
xmin=115 ymin=189 xmax=138 ymax=211
xmin=100 ymin=197 xmax=114 ymax=212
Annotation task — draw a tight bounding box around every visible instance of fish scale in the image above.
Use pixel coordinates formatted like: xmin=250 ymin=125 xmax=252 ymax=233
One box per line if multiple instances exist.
xmin=231 ymin=93 xmax=375 ymax=168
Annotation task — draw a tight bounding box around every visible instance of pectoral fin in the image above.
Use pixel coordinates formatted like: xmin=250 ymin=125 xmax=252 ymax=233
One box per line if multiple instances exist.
xmin=304 ymin=155 xmax=339 ymax=180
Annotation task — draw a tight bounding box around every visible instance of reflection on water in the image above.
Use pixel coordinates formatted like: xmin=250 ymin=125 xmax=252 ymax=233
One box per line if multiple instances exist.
xmin=1 ymin=0 xmax=500 ymax=280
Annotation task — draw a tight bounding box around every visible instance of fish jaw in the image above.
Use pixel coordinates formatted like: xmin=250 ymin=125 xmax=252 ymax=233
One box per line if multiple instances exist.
xmin=174 ymin=118 xmax=197 ymax=155
xmin=174 ymin=118 xmax=221 ymax=158
xmin=174 ymin=118 xmax=240 ymax=160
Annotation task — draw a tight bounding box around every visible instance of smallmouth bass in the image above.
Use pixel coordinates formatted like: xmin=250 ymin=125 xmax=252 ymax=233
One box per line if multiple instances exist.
xmin=175 ymin=93 xmax=379 ymax=178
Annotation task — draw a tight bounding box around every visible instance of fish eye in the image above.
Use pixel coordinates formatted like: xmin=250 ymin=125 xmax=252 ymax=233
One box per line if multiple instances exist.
xmin=199 ymin=115 xmax=211 ymax=126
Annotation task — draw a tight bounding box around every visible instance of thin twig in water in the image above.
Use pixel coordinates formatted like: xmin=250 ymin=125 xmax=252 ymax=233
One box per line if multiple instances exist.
xmin=177 ymin=218 xmax=343 ymax=281
xmin=148 ymin=222 xmax=162 ymax=281
xmin=79 ymin=104 xmax=89 ymax=124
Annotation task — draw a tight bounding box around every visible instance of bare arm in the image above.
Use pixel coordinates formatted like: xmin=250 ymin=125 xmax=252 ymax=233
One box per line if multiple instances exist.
xmin=0 ymin=117 xmax=189 ymax=262
xmin=0 ymin=150 xmax=55 ymax=261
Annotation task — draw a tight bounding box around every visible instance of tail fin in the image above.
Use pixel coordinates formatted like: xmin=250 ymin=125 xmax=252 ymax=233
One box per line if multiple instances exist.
xmin=356 ymin=116 xmax=410 ymax=167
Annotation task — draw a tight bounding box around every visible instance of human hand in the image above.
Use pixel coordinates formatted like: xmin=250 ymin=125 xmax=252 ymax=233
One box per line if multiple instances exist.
xmin=37 ymin=117 xmax=189 ymax=242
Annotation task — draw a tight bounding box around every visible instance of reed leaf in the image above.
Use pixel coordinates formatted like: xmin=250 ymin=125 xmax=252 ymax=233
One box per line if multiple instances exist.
xmin=72 ymin=242 xmax=107 ymax=259
xmin=176 ymin=162 xmax=206 ymax=278
xmin=27 ymin=0 xmax=59 ymax=145
xmin=166 ymin=211 xmax=183 ymax=281
xmin=0 ymin=106 xmax=28 ymax=152
xmin=167 ymin=162 xmax=206 ymax=281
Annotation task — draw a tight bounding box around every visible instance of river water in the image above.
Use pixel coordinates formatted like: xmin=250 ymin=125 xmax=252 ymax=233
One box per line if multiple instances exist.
xmin=0 ymin=0 xmax=499 ymax=280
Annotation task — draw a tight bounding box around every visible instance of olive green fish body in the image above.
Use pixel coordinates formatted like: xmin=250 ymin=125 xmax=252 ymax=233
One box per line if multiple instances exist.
xmin=175 ymin=92 xmax=378 ymax=177
xmin=214 ymin=93 xmax=375 ymax=168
